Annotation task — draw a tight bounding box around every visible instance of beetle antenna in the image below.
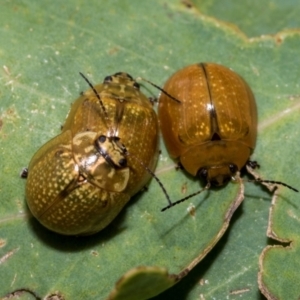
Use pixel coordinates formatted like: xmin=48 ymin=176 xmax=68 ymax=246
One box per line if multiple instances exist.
xmin=125 ymin=152 xmax=174 ymax=205
xmin=245 ymin=162 xmax=298 ymax=192
xmin=136 ymin=77 xmax=181 ymax=103
xmin=250 ymin=178 xmax=298 ymax=192
xmin=126 ymin=151 xmax=212 ymax=212
xmin=79 ymin=72 xmax=113 ymax=135
xmin=161 ymin=183 xmax=210 ymax=212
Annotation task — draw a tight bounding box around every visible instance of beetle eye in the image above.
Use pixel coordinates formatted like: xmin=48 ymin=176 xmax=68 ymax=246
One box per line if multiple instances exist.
xmin=133 ymin=82 xmax=140 ymax=90
xmin=229 ymin=164 xmax=238 ymax=175
xmin=104 ymin=75 xmax=113 ymax=83
xmin=197 ymin=168 xmax=208 ymax=180
xmin=118 ymin=158 xmax=127 ymax=167
xmin=125 ymin=73 xmax=133 ymax=80
xmin=98 ymin=135 xmax=106 ymax=143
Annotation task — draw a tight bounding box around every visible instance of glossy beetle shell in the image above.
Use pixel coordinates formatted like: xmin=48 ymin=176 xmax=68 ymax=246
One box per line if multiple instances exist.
xmin=158 ymin=63 xmax=257 ymax=186
xmin=26 ymin=73 xmax=158 ymax=235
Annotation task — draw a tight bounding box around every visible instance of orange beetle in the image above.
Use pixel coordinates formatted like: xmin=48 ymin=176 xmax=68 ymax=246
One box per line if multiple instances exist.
xmin=158 ymin=63 xmax=297 ymax=210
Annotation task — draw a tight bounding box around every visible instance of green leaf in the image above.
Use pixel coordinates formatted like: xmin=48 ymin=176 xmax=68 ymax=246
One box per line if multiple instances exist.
xmin=193 ymin=0 xmax=300 ymax=38
xmin=107 ymin=266 xmax=176 ymax=300
xmin=1 ymin=1 xmax=300 ymax=299
xmin=258 ymin=184 xmax=300 ymax=299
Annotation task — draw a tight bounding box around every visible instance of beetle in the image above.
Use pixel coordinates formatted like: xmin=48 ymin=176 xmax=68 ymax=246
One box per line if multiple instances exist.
xmin=158 ymin=63 xmax=298 ymax=211
xmin=24 ymin=72 xmax=159 ymax=235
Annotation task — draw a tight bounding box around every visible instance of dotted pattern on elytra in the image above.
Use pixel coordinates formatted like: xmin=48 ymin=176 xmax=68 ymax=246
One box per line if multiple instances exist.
xmin=119 ymin=102 xmax=158 ymax=189
xmin=26 ymin=132 xmax=77 ymax=218
xmin=159 ymin=63 xmax=255 ymax=148
xmin=26 ymin=130 xmax=131 ymax=235
xmin=206 ymin=64 xmax=252 ymax=140
xmin=40 ymin=182 xmax=129 ymax=235
xmin=66 ymin=80 xmax=158 ymax=194
xmin=26 ymin=72 xmax=159 ymax=235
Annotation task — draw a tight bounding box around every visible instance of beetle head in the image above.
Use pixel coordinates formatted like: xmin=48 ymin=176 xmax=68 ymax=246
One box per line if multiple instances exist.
xmin=103 ymin=72 xmax=140 ymax=90
xmin=198 ymin=164 xmax=238 ymax=186
xmin=95 ymin=135 xmax=127 ymax=169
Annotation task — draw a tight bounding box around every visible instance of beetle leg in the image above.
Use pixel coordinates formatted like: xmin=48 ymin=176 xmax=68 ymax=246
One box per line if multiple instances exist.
xmin=20 ymin=167 xmax=28 ymax=179
xmin=246 ymin=160 xmax=260 ymax=169
xmin=175 ymin=162 xmax=184 ymax=171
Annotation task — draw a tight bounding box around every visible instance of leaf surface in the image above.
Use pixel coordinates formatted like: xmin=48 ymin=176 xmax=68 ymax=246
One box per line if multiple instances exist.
xmin=0 ymin=1 xmax=300 ymax=299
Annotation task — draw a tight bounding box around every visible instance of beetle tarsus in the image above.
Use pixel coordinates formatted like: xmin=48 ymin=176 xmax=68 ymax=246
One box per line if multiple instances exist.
xmin=20 ymin=167 xmax=28 ymax=179
xmin=247 ymin=160 xmax=260 ymax=169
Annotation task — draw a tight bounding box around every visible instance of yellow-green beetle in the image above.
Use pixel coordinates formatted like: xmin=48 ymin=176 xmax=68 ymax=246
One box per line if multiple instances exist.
xmin=24 ymin=72 xmax=158 ymax=235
